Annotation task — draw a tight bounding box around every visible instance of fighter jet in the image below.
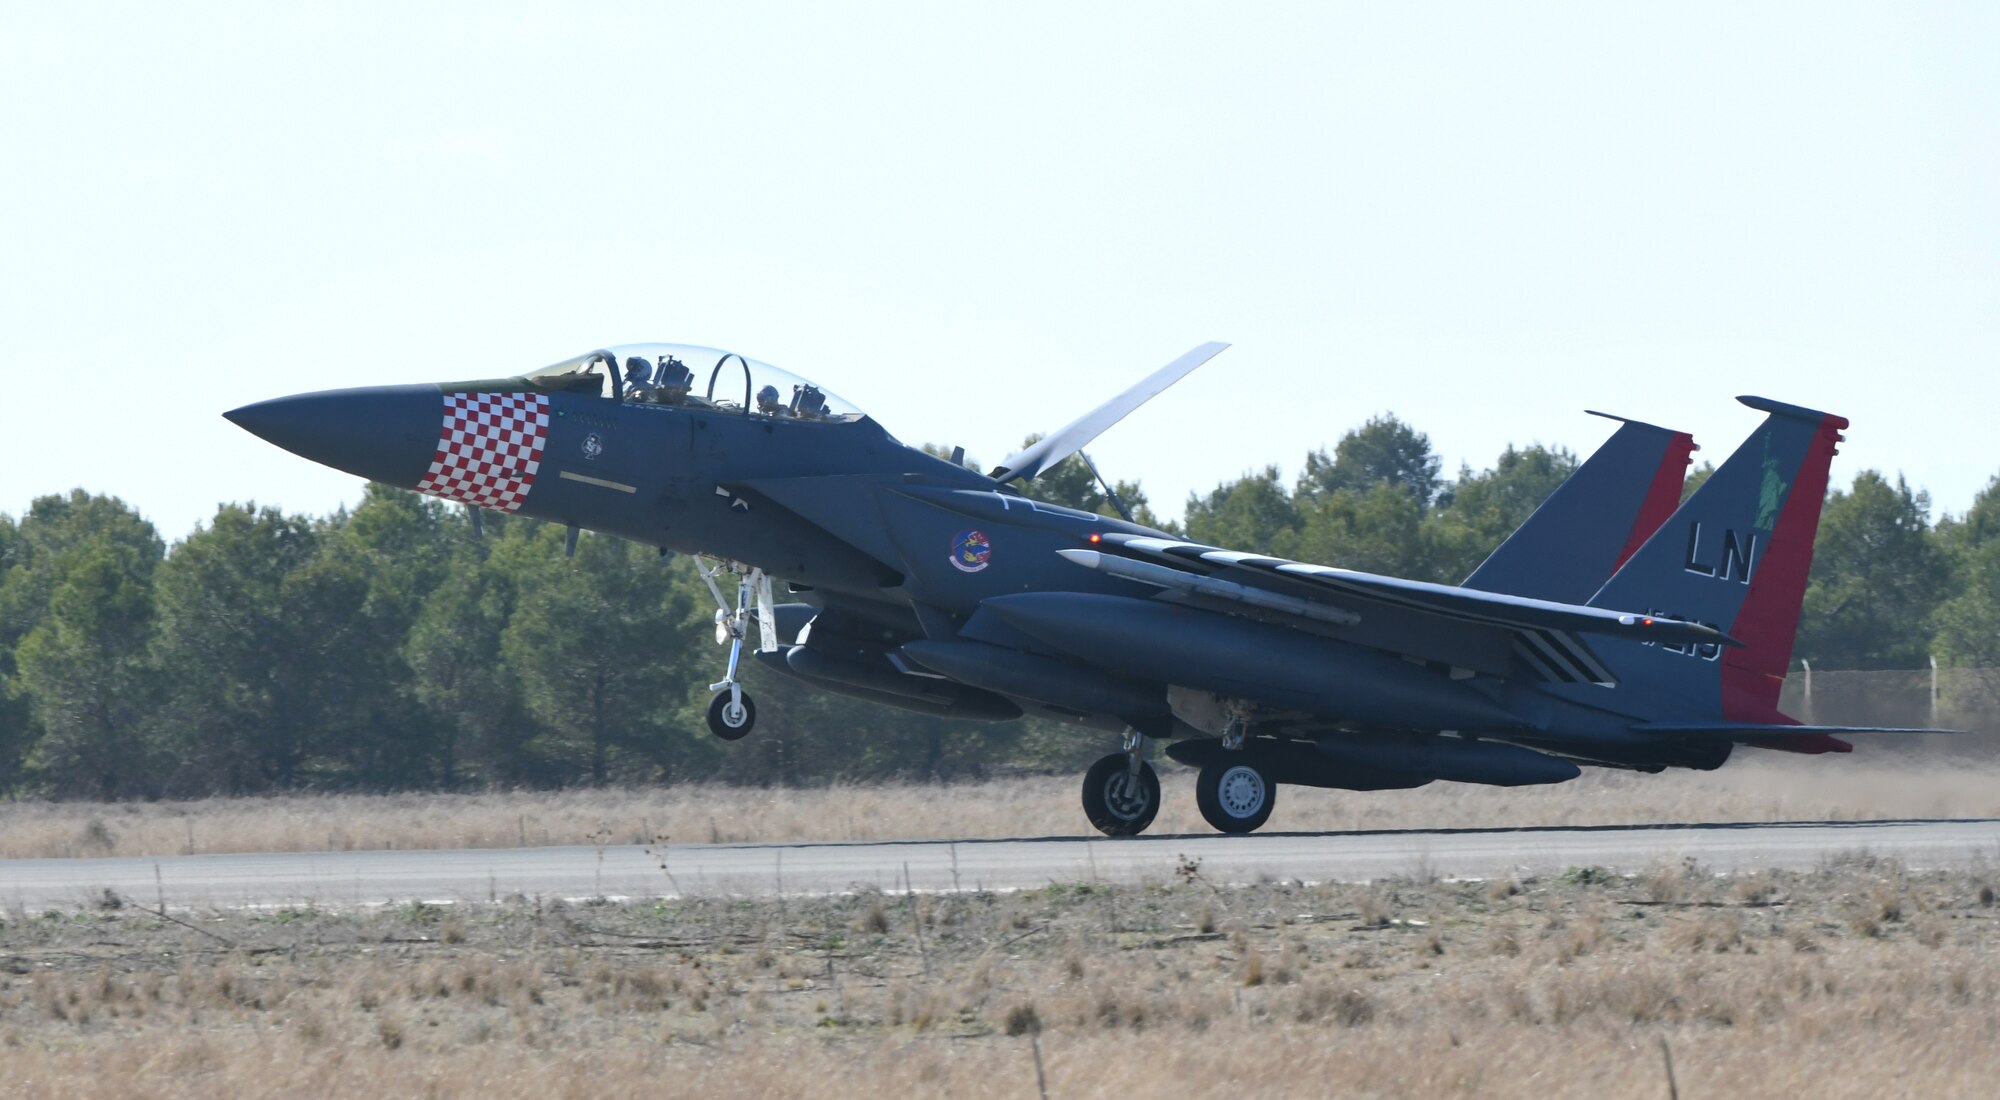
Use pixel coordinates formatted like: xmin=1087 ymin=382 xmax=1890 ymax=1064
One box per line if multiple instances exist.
xmin=226 ymin=342 xmax=1934 ymax=836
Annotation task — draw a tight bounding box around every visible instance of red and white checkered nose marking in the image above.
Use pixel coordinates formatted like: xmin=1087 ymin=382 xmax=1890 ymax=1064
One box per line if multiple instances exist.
xmin=415 ymin=392 xmax=550 ymax=512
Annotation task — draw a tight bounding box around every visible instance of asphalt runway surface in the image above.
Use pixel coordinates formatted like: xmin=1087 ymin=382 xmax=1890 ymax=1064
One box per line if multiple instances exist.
xmin=4 ymin=819 xmax=1998 ymax=912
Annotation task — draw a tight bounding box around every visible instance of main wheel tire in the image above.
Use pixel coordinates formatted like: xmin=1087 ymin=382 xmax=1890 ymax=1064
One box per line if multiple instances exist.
xmin=706 ymin=690 xmax=756 ymax=740
xmin=1081 ymin=753 xmax=1160 ymax=837
xmin=1196 ymin=759 xmax=1275 ymax=834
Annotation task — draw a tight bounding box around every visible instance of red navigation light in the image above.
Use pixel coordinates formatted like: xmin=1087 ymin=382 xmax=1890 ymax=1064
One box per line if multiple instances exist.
xmin=1642 ymin=617 xmax=1655 ymax=626
xmin=1088 ymin=532 xmax=1102 ymax=544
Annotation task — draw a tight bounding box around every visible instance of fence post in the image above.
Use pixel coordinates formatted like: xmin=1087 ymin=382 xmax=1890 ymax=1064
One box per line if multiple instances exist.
xmin=1931 ymin=654 xmax=1939 ymax=726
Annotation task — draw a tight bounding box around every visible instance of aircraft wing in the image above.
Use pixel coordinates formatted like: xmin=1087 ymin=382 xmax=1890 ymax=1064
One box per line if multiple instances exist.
xmin=1629 ymin=721 xmax=1961 ymax=757
xmin=1072 ymin=532 xmax=1734 ymax=685
xmin=990 ymin=342 xmax=1229 ymax=483
xmin=1633 ymin=722 xmax=1961 ymax=736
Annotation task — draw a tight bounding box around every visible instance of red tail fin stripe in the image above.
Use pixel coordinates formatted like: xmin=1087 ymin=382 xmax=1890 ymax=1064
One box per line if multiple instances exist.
xmin=1611 ymin=431 xmax=1697 ymax=574
xmin=1720 ymin=412 xmax=1848 ymax=722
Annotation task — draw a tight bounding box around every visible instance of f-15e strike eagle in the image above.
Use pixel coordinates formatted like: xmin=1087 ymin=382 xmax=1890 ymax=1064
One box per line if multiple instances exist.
xmin=226 ymin=341 xmax=1939 ymax=836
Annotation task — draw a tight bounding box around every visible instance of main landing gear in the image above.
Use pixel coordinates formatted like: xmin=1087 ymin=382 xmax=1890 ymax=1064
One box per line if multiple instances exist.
xmin=1082 ymin=730 xmax=1159 ymax=837
xmin=1194 ymin=757 xmax=1276 ymax=834
xmin=1079 ymin=734 xmax=1281 ymax=836
xmin=1190 ymin=710 xmax=1276 ymax=833
xmin=698 ymin=558 xmax=775 ymax=741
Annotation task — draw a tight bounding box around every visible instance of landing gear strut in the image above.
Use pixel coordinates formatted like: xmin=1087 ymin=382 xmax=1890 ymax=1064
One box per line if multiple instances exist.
xmin=698 ymin=558 xmax=775 ymax=741
xmin=1081 ymin=730 xmax=1159 ymax=837
xmin=1164 ymin=689 xmax=1274 ymax=833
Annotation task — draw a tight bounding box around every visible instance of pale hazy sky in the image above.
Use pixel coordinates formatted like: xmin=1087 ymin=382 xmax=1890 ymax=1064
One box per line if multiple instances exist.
xmin=3 ymin=3 xmax=1994 ymax=541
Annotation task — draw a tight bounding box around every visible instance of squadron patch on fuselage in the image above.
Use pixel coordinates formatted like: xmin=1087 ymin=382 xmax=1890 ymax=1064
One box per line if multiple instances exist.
xmin=949 ymin=528 xmax=992 ymax=573
xmin=415 ymin=392 xmax=550 ymax=512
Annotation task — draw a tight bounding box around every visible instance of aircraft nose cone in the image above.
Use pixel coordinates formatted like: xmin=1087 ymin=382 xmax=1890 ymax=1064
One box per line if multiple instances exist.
xmin=224 ymin=384 xmax=443 ymax=488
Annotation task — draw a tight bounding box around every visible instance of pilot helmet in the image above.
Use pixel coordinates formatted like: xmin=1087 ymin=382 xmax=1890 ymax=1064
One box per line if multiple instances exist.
xmin=756 ymin=384 xmax=782 ymax=411
xmin=624 ymin=356 xmax=650 ymax=379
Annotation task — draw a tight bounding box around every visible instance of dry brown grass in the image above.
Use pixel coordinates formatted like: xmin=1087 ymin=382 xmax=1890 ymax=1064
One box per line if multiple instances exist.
xmin=2 ymin=752 xmax=1996 ymax=859
xmin=2 ymin=859 xmax=1999 ymax=1098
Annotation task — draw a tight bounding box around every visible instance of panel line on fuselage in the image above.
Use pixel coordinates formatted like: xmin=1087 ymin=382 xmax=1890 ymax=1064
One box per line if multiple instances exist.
xmin=557 ymin=470 xmax=638 ymax=493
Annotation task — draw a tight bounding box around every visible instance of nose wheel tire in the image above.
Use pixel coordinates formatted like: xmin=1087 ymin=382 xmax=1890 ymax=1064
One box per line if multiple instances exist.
xmin=1081 ymin=753 xmax=1160 ymax=837
xmin=1196 ymin=759 xmax=1275 ymax=834
xmin=706 ymin=690 xmax=756 ymax=740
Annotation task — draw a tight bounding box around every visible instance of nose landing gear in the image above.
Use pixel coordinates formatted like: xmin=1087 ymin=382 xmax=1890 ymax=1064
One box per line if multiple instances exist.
xmin=698 ymin=557 xmax=775 ymax=740
xmin=706 ymin=689 xmax=756 ymax=740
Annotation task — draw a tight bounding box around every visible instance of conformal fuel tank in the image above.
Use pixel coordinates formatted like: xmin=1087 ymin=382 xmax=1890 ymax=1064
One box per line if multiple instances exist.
xmin=980 ymin=592 xmax=1525 ymax=733
xmin=899 ymin=638 xmax=1169 ymax=720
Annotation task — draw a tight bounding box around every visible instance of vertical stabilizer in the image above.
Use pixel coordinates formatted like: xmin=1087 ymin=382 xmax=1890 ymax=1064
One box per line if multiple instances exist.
xmin=1587 ymin=397 xmax=1847 ymax=721
xmin=1463 ymin=413 xmax=1696 ymax=603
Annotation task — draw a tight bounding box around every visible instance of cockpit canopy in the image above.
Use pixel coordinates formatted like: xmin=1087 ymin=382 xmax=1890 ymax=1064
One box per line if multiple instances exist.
xmin=524 ymin=343 xmax=865 ymax=422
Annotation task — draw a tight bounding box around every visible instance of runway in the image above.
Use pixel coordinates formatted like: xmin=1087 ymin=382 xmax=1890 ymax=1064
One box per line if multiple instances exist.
xmin=3 ymin=818 xmax=1997 ymax=911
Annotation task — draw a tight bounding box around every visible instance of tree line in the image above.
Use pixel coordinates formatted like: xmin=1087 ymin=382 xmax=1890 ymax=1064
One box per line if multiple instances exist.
xmin=2 ymin=415 xmax=1994 ymax=800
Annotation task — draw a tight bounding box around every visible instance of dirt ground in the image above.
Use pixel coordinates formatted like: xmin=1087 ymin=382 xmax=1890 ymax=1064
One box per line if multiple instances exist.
xmin=3 ymin=752 xmax=1996 ymax=860
xmin=3 ymin=854 xmax=1998 ymax=1098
